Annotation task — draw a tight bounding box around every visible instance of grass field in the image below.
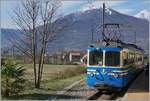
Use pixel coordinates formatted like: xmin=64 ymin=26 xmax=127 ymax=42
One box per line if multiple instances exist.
xmin=3 ymin=64 xmax=86 ymax=100
xmin=22 ymin=64 xmax=85 ymax=81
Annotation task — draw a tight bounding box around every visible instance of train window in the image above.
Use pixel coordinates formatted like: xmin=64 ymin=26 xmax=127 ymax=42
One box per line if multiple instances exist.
xmin=89 ymin=51 xmax=103 ymax=66
xmin=123 ymin=52 xmax=128 ymax=65
xmin=126 ymin=53 xmax=133 ymax=64
xmin=105 ymin=52 xmax=120 ymax=66
xmin=129 ymin=53 xmax=134 ymax=63
xmin=138 ymin=55 xmax=142 ymax=61
xmin=137 ymin=55 xmax=139 ymax=62
xmin=135 ymin=55 xmax=137 ymax=62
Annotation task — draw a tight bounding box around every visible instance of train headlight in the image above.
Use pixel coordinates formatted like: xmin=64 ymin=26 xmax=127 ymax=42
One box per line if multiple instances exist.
xmin=87 ymin=70 xmax=99 ymax=77
xmin=87 ymin=71 xmax=94 ymax=77
xmin=87 ymin=71 xmax=91 ymax=75
xmin=108 ymin=72 xmax=119 ymax=78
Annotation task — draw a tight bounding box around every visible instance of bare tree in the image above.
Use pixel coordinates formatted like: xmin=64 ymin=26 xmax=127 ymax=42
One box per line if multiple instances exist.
xmin=12 ymin=0 xmax=68 ymax=88
xmin=36 ymin=0 xmax=63 ymax=87
xmin=12 ymin=0 xmax=40 ymax=88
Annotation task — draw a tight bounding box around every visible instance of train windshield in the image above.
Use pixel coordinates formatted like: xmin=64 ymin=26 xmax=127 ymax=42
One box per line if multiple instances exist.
xmin=89 ymin=51 xmax=103 ymax=66
xmin=105 ymin=52 xmax=120 ymax=66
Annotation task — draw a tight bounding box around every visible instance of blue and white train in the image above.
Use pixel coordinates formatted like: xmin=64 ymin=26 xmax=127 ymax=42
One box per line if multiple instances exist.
xmin=87 ymin=40 xmax=145 ymax=90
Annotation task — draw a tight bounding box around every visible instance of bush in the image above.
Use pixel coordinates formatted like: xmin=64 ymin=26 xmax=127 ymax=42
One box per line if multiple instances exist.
xmin=1 ymin=59 xmax=26 ymax=97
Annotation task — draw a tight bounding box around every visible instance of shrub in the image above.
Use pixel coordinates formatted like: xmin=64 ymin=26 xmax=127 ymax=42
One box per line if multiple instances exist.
xmin=1 ymin=59 xmax=26 ymax=97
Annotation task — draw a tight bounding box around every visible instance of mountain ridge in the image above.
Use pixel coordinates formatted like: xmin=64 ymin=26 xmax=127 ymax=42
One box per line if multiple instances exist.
xmin=1 ymin=8 xmax=149 ymax=54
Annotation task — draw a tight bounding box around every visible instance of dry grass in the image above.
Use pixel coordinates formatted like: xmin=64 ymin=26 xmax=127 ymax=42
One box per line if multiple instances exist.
xmin=21 ymin=64 xmax=85 ymax=81
xmin=3 ymin=64 xmax=86 ymax=100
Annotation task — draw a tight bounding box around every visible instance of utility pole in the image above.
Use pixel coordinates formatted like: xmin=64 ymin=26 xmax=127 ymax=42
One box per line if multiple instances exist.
xmin=134 ymin=31 xmax=136 ymax=45
xmin=92 ymin=32 xmax=93 ymax=43
xmin=91 ymin=28 xmax=94 ymax=43
xmin=12 ymin=45 xmax=15 ymax=59
xmin=102 ymin=3 xmax=105 ymax=41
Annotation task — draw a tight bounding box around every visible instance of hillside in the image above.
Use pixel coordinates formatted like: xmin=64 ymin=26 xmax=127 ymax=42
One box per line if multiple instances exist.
xmin=1 ymin=8 xmax=149 ymax=54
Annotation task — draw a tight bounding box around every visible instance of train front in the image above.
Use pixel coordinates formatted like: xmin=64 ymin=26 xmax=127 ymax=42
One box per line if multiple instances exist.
xmin=86 ymin=46 xmax=127 ymax=90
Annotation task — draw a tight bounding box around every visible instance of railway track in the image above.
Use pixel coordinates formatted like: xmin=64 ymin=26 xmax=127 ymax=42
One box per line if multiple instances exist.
xmin=53 ymin=69 xmax=144 ymax=100
xmin=87 ymin=88 xmax=125 ymax=100
xmin=87 ymin=69 xmax=144 ymax=100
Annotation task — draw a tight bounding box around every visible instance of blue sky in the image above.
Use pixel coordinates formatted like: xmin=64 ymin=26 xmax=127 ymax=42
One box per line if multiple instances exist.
xmin=0 ymin=0 xmax=149 ymax=29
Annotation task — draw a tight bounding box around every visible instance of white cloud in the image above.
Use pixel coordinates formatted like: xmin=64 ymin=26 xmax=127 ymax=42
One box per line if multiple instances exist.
xmin=80 ymin=1 xmax=128 ymax=12
xmin=59 ymin=1 xmax=134 ymax=16
xmin=79 ymin=1 xmax=136 ymax=16
xmin=134 ymin=9 xmax=149 ymax=20
xmin=113 ymin=8 xmax=134 ymax=14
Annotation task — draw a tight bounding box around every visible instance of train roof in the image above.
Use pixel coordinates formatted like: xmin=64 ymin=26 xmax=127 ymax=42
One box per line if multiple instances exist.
xmin=88 ymin=40 xmax=144 ymax=53
xmin=88 ymin=47 xmax=122 ymax=52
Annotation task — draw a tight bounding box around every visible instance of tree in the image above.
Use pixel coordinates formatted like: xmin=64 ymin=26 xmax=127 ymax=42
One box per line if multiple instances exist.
xmin=1 ymin=59 xmax=26 ymax=97
xmin=11 ymin=0 xmax=69 ymax=88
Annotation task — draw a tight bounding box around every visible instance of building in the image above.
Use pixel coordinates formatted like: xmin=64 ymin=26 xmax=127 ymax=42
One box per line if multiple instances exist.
xmin=68 ymin=51 xmax=86 ymax=64
xmin=45 ymin=50 xmax=86 ymax=65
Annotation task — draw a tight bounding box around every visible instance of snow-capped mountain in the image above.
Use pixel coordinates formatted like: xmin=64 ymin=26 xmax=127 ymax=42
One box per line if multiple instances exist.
xmin=1 ymin=8 xmax=149 ymax=54
xmin=135 ymin=9 xmax=149 ymax=20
